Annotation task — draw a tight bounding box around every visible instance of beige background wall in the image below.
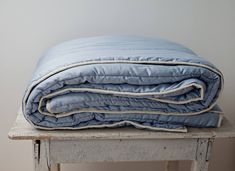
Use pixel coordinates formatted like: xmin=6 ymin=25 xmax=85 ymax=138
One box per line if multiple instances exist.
xmin=1 ymin=0 xmax=235 ymax=170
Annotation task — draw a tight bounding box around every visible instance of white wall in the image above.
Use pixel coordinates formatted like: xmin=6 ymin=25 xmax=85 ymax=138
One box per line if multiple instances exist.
xmin=1 ymin=0 xmax=235 ymax=171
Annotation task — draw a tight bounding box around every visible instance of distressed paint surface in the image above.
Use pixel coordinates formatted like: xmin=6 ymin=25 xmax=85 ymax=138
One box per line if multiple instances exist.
xmin=190 ymin=139 xmax=212 ymax=171
xmin=49 ymin=139 xmax=198 ymax=162
xmin=33 ymin=138 xmax=213 ymax=171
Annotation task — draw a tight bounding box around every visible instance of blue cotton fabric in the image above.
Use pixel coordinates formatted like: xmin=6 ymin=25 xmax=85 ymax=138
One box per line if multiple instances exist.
xmin=22 ymin=36 xmax=224 ymax=132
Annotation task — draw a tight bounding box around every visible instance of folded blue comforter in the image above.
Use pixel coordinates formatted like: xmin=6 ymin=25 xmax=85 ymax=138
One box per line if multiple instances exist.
xmin=23 ymin=36 xmax=224 ymax=132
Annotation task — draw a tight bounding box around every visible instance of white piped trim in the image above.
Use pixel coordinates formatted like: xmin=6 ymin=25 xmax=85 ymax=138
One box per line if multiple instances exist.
xmin=38 ymin=83 xmax=204 ymax=117
xmin=40 ymin=107 xmax=223 ymax=118
xmin=22 ymin=60 xmax=224 ymax=130
xmin=27 ymin=117 xmax=187 ymax=133
xmin=23 ymin=106 xmax=222 ymax=132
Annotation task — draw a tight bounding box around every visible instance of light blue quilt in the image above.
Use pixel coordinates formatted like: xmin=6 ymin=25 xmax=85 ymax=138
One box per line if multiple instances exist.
xmin=22 ymin=36 xmax=224 ymax=132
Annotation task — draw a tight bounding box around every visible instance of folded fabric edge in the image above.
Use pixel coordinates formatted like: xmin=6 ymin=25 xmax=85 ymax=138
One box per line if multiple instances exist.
xmin=26 ymin=119 xmax=187 ymax=133
xmin=23 ymin=60 xmax=224 ymax=119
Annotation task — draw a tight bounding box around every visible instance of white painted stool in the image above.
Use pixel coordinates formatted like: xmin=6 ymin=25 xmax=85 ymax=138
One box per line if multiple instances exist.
xmin=8 ymin=110 xmax=235 ymax=171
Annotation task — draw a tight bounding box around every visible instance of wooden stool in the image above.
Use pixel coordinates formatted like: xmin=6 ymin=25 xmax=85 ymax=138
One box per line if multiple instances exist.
xmin=8 ymin=110 xmax=235 ymax=171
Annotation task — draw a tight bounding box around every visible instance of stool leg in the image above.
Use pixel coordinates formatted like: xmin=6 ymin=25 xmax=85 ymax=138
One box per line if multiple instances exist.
xmin=33 ymin=140 xmax=51 ymax=171
xmin=191 ymin=138 xmax=214 ymax=171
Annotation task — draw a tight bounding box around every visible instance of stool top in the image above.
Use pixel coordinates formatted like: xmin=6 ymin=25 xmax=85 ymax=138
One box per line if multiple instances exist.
xmin=8 ymin=109 xmax=235 ymax=140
